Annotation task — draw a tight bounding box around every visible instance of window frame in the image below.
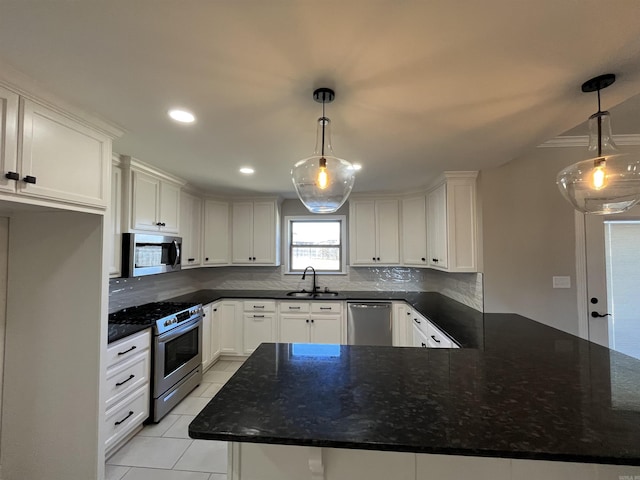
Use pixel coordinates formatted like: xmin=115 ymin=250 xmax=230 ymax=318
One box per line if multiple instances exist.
xmin=284 ymin=215 xmax=347 ymax=275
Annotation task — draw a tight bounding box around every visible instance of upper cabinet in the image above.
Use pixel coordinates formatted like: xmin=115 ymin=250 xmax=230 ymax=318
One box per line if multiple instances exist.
xmin=109 ymin=157 xmax=123 ymax=277
xmin=203 ymin=199 xmax=230 ymax=266
xmin=426 ymin=172 xmax=478 ymax=273
xmin=180 ymin=190 xmax=203 ymax=267
xmin=401 ymin=195 xmax=428 ymax=267
xmin=231 ymin=200 xmax=280 ymax=265
xmin=349 ymin=198 xmax=400 ymax=266
xmin=1 ymin=85 xmax=114 ymax=211
xmin=122 ymin=157 xmax=185 ymax=235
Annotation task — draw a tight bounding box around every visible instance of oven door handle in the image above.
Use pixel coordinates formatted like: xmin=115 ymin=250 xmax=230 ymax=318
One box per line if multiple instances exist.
xmin=157 ymin=316 xmax=201 ymax=342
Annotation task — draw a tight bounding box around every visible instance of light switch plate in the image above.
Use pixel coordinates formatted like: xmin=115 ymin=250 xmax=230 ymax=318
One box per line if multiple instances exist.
xmin=552 ymin=276 xmax=571 ymax=289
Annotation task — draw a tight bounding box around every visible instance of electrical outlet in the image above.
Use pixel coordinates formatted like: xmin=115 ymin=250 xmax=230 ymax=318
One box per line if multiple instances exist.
xmin=552 ymin=276 xmax=571 ymax=289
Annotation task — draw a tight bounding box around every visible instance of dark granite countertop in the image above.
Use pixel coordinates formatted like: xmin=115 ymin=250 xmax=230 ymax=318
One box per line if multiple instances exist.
xmin=108 ymin=323 xmax=152 ymax=344
xmin=189 ymin=328 xmax=640 ymax=465
xmin=166 ymin=289 xmax=484 ymax=348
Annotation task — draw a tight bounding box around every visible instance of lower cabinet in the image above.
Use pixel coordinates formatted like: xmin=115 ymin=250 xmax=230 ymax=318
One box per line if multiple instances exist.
xmin=219 ymin=300 xmax=244 ymax=356
xmin=243 ymin=300 xmax=277 ymax=354
xmin=202 ymin=302 xmax=222 ymax=370
xmin=104 ymin=329 xmax=151 ymax=457
xmin=279 ymin=302 xmax=343 ymax=344
xmin=407 ymin=308 xmax=459 ymax=349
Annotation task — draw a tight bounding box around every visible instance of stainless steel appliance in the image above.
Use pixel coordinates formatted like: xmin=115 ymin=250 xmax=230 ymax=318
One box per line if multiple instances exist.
xmin=347 ymin=302 xmax=393 ymax=346
xmin=122 ymin=233 xmax=182 ymax=277
xmin=109 ymin=302 xmax=203 ymax=422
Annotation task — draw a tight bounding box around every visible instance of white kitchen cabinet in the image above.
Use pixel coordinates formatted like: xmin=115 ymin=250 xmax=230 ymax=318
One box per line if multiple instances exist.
xmin=392 ymin=302 xmax=412 ymax=347
xmin=0 ymin=85 xmax=19 ymax=194
xmin=232 ymin=200 xmax=281 ymax=265
xmin=104 ymin=329 xmax=151 ymax=456
xmin=0 ymin=95 xmax=111 ymax=209
xmin=243 ymin=301 xmax=277 ymax=354
xmin=180 ymin=190 xmax=203 ymax=267
xmin=349 ymin=198 xmax=400 ymax=265
xmin=427 ymin=172 xmax=478 ymax=272
xmin=203 ymin=199 xmax=230 ymax=265
xmin=401 ymin=195 xmax=428 ymax=266
xmin=219 ymin=300 xmax=244 ymax=356
xmin=109 ymin=158 xmax=123 ymax=277
xmin=210 ymin=301 xmax=222 ymax=360
xmin=131 ymin=169 xmax=181 ymax=234
xmin=412 ymin=322 xmax=430 ymax=348
xmin=278 ymin=301 xmax=343 ymax=344
xmin=202 ymin=302 xmax=222 ymax=370
xmin=408 ymin=306 xmax=459 ymax=349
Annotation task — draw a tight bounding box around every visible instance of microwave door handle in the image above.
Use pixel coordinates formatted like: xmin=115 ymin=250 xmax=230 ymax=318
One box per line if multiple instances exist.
xmin=171 ymin=240 xmax=180 ymax=267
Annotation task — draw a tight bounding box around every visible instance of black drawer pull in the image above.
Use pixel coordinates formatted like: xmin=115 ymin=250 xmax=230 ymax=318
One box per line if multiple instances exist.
xmin=421 ymin=257 xmax=426 ymax=261
xmin=310 ymin=319 xmax=315 ymax=323
xmin=188 ymin=258 xmax=195 ymax=262
xmin=306 ymin=319 xmax=310 ymax=323
xmin=23 ymin=175 xmax=37 ymax=184
xmin=114 ymin=410 xmax=134 ymax=426
xmin=320 ymin=307 xmax=331 ymax=310
xmin=289 ymin=306 xmax=301 ymax=310
xmin=432 ymin=258 xmax=438 ymax=262
xmin=253 ymin=314 xmax=265 ymax=318
xmin=253 ymin=305 xmax=265 ymax=309
xmin=414 ymin=318 xmax=421 ymax=324
xmin=117 ymin=345 xmax=137 ymax=356
xmin=5 ymin=172 xmax=19 ymax=181
xmin=431 ymin=335 xmax=441 ymax=343
xmin=421 ymin=342 xmax=427 ymax=348
xmin=115 ymin=374 xmax=135 ymax=387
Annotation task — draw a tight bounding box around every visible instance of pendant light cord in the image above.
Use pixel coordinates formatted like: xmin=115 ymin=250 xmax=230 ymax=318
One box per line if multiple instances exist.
xmin=597 ymin=88 xmax=602 ymax=157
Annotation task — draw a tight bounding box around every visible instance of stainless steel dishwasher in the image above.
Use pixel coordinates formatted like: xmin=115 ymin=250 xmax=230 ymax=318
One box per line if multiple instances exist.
xmin=347 ymin=302 xmax=393 ymax=346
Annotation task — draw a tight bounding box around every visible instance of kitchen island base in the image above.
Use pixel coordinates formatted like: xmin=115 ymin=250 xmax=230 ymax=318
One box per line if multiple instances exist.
xmin=229 ymin=443 xmax=640 ymax=480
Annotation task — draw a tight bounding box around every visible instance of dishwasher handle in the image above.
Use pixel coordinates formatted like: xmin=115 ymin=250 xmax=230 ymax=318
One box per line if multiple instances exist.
xmin=348 ymin=303 xmax=392 ymax=309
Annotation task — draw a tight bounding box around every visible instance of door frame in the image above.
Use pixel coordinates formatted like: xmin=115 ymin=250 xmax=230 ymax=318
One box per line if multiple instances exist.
xmin=574 ymin=211 xmax=589 ymax=340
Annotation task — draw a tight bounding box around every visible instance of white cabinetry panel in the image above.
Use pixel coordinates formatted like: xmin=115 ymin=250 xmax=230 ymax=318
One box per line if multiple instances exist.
xmin=401 ymin=195 xmax=427 ymax=266
xmin=349 ymin=198 xmax=400 ymax=266
xmin=203 ymin=199 xmax=230 ymax=265
xmin=0 ymin=85 xmax=19 ymax=193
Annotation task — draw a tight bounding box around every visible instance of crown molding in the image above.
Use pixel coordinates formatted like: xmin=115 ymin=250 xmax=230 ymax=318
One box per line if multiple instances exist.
xmin=539 ymin=134 xmax=640 ymax=148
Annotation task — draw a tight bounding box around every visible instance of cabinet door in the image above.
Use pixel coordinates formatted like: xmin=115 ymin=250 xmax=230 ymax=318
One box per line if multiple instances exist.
xmin=427 ymin=183 xmax=448 ymax=269
xmin=279 ymin=314 xmax=310 ymax=343
xmin=219 ymin=301 xmax=243 ymax=355
xmin=19 ymin=98 xmax=110 ymax=207
xmin=232 ymin=202 xmax=254 ymax=264
xmin=310 ymin=315 xmax=342 ymax=344
xmin=159 ymin=181 xmax=180 ymax=234
xmin=203 ymin=200 xmax=230 ymax=265
xmin=252 ymin=201 xmax=277 ymax=264
xmin=109 ymin=163 xmax=122 ymax=277
xmin=201 ymin=304 xmax=213 ymax=369
xmin=350 ymin=200 xmax=377 ymax=264
xmin=210 ymin=302 xmax=222 ymax=359
xmin=131 ymin=170 xmax=160 ymax=231
xmin=243 ymin=313 xmax=275 ymax=354
xmin=376 ymin=199 xmax=400 ymax=264
xmin=180 ymin=191 xmax=202 ymax=266
xmin=0 ymin=86 xmax=19 ymax=193
xmin=392 ymin=302 xmax=411 ymax=347
xmin=401 ymin=196 xmax=427 ymax=266
xmin=412 ymin=323 xmax=429 ymax=348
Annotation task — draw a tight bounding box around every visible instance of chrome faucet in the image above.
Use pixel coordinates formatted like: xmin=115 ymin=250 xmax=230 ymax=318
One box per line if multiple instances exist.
xmin=301 ymin=266 xmax=318 ymax=293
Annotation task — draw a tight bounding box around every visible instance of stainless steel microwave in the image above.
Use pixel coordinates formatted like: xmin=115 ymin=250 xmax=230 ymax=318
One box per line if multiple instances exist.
xmin=122 ymin=233 xmax=182 ymax=277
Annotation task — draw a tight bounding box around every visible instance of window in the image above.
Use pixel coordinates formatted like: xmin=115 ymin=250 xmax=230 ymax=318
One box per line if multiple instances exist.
xmin=285 ymin=216 xmax=346 ymax=274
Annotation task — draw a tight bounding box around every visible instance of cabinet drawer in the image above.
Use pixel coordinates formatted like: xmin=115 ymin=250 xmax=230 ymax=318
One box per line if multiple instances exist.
xmin=410 ymin=313 xmax=429 ymax=337
xmin=310 ymin=302 xmax=342 ymax=314
xmin=426 ymin=322 xmax=455 ymax=348
xmin=106 ymin=329 xmax=151 ymax=368
xmin=279 ymin=301 xmax=310 ymax=313
xmin=243 ymin=300 xmax=276 ymax=312
xmin=104 ymin=385 xmax=149 ymax=451
xmin=412 ymin=323 xmax=429 ymax=348
xmin=105 ymin=351 xmax=150 ymax=409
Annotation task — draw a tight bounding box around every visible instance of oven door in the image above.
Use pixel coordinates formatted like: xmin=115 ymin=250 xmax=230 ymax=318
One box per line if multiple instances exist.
xmin=154 ymin=317 xmax=202 ymax=397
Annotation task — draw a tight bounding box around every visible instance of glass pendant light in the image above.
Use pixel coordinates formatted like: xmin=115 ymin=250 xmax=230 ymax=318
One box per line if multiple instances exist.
xmin=557 ymin=74 xmax=640 ymax=214
xmin=292 ymin=88 xmax=356 ymax=214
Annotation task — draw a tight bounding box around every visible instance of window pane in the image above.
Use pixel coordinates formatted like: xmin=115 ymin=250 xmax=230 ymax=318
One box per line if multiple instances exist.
xmin=292 ymin=221 xmax=340 ymax=246
xmin=291 ymin=247 xmax=340 ymax=271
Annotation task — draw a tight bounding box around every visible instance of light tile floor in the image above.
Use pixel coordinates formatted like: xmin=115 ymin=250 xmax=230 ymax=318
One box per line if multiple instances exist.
xmin=106 ymin=360 xmax=244 ymax=480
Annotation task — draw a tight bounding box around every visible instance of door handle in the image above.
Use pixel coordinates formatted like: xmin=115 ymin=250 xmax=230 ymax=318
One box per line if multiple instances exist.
xmin=591 ymin=312 xmax=611 ymax=318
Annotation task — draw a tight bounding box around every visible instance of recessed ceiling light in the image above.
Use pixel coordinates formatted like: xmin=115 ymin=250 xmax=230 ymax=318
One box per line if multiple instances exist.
xmin=239 ymin=167 xmax=255 ymax=174
xmin=168 ymin=109 xmax=196 ymax=124
xmin=352 ymin=163 xmax=362 ymax=171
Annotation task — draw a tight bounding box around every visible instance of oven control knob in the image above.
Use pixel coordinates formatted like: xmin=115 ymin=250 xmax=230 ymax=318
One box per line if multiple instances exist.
xmin=164 ymin=320 xmax=170 ymax=326
xmin=172 ymin=319 xmax=177 ymax=324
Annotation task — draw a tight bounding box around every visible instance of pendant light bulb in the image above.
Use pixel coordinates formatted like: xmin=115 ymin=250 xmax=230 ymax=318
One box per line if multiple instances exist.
xmin=291 ymin=88 xmax=356 ymax=214
xmin=317 ymin=158 xmax=329 ymax=190
xmin=557 ymin=74 xmax=640 ymax=215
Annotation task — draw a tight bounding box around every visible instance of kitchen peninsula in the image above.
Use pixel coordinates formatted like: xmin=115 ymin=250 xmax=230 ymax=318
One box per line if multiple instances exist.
xmin=188 ymin=302 xmax=640 ymax=479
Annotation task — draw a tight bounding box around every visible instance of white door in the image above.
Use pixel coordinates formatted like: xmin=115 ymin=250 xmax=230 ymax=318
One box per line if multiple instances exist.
xmin=203 ymin=200 xmax=230 ymax=265
xmin=201 ymin=304 xmax=213 ymax=368
xmin=131 ymin=170 xmax=160 ymax=231
xmin=252 ymin=201 xmax=276 ymax=264
xmin=584 ymin=206 xmax=640 ymax=359
xmin=375 ymin=199 xmax=400 ymax=264
xmin=279 ymin=314 xmax=310 ymax=343
xmin=350 ymin=200 xmax=377 ymax=264
xmin=427 ymin=183 xmax=448 ymax=269
xmin=310 ymin=315 xmax=342 ymax=344
xmin=243 ymin=313 xmax=275 ymax=354
xmin=159 ymin=181 xmax=180 ymax=234
xmin=232 ymin=202 xmax=254 ymax=264
xmin=401 ymin=196 xmax=427 ymax=266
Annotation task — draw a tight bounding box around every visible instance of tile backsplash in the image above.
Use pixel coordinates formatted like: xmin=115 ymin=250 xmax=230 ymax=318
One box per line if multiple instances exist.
xmin=109 ymin=266 xmax=483 ymax=313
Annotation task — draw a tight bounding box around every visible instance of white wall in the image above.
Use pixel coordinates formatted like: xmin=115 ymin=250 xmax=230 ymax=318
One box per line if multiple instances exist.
xmin=0 ymin=217 xmax=8 ymax=466
xmin=480 ymin=144 xmax=640 ymax=335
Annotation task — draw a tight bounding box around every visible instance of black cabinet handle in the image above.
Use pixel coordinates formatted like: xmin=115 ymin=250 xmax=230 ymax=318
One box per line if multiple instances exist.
xmin=421 ymin=342 xmax=427 ymax=348
xmin=306 ymin=319 xmax=310 ymax=323
xmin=432 ymin=258 xmax=438 ymax=262
xmin=431 ymin=335 xmax=441 ymax=343
xmin=5 ymin=172 xmax=19 ymax=181
xmin=161 ymin=222 xmax=166 ymax=226
xmin=289 ymin=306 xmax=301 ymax=310
xmin=117 ymin=345 xmax=137 ymax=356
xmin=115 ymin=374 xmax=135 ymax=387
xmin=372 ymin=257 xmax=376 ymax=261
xmin=114 ymin=410 xmax=134 ymax=426
xmin=320 ymin=307 xmax=331 ymax=310
xmin=213 ymin=308 xmax=217 ymax=312
xmin=591 ymin=312 xmax=611 ymax=318
xmin=253 ymin=314 xmax=265 ymax=318
xmin=421 ymin=257 xmax=426 ymax=262
xmin=377 ymin=257 xmax=380 ymax=261
xmin=205 ymin=257 xmax=209 ymax=261
xmin=156 ymin=222 xmax=166 ymax=226
xmin=311 ymin=319 xmax=315 ymax=323
xmin=188 ymin=258 xmax=195 ymax=262
xmin=414 ymin=318 xmax=421 ymax=324
xmin=253 ymin=305 xmax=265 ymax=309
xmin=406 ymin=311 xmax=411 ymax=315
xmin=23 ymin=175 xmax=37 ymax=184
xmin=252 ymin=257 xmax=256 ymax=261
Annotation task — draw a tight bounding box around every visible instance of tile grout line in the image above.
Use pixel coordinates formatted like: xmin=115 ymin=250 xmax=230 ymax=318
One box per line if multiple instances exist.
xmin=169 ymin=438 xmax=196 ymax=470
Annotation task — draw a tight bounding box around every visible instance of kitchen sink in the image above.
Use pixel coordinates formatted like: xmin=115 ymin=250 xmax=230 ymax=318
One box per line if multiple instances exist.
xmin=286 ymin=291 xmax=314 ymax=297
xmin=285 ymin=291 xmax=340 ymax=298
xmin=313 ymin=291 xmax=340 ymax=297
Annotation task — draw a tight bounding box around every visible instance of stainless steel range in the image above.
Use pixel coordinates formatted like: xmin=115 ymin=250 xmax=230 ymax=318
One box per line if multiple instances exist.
xmin=109 ymin=302 xmax=203 ymax=422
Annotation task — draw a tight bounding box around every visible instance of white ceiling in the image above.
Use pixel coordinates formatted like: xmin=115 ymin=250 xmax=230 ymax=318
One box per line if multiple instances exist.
xmin=2 ymin=0 xmax=640 ymax=197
